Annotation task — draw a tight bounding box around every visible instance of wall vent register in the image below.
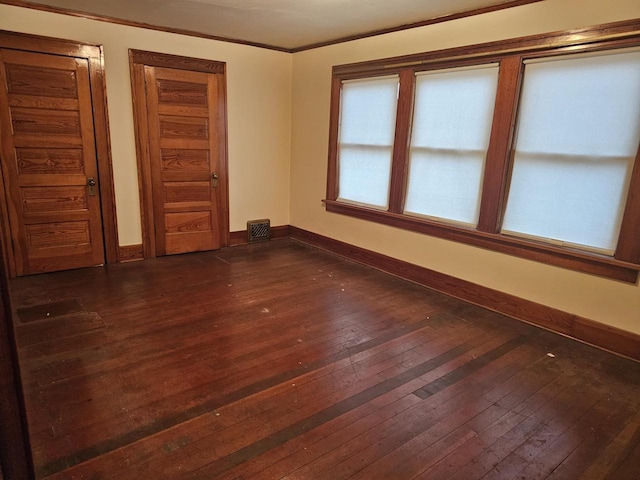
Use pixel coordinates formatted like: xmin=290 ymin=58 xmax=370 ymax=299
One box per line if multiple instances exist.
xmin=247 ymin=219 xmax=271 ymax=243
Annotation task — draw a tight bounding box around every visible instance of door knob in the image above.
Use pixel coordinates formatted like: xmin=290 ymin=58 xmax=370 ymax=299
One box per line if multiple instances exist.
xmin=211 ymin=173 xmax=218 ymax=188
xmin=87 ymin=177 xmax=97 ymax=196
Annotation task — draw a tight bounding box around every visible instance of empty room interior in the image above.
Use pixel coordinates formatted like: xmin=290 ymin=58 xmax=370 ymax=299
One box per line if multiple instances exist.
xmin=0 ymin=0 xmax=639 ymax=478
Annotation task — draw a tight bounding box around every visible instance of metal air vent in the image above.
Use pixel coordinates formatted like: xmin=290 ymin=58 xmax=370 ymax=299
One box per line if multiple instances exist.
xmin=247 ymin=219 xmax=270 ymax=243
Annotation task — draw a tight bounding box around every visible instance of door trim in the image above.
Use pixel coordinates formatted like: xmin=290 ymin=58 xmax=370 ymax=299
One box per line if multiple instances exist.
xmin=129 ymin=49 xmax=229 ymax=258
xmin=0 ymin=30 xmax=119 ymax=276
xmin=0 ymin=230 xmax=33 ymax=478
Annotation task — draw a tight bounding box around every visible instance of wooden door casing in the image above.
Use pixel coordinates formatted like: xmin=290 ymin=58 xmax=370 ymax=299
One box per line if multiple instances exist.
xmin=0 ymin=229 xmax=33 ymax=480
xmin=130 ymin=50 xmax=229 ymax=258
xmin=0 ymin=48 xmax=106 ymax=275
xmin=0 ymin=31 xmax=118 ymax=277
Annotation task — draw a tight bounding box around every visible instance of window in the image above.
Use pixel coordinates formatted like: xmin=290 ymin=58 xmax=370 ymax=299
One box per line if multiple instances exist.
xmin=404 ymin=64 xmax=499 ymax=226
xmin=337 ymin=76 xmax=399 ymax=208
xmin=325 ymin=21 xmax=640 ymax=282
xmin=502 ymin=50 xmax=640 ymax=254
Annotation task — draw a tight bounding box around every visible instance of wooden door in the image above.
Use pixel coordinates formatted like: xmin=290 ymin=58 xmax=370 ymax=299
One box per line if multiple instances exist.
xmin=143 ymin=66 xmax=225 ymax=255
xmin=0 ymin=49 xmax=105 ymax=275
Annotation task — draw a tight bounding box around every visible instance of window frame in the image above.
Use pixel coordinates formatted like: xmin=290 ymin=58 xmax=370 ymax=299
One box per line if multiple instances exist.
xmin=325 ymin=19 xmax=640 ymax=283
xmin=336 ymin=75 xmax=401 ymax=209
xmin=404 ymin=63 xmax=501 ymax=227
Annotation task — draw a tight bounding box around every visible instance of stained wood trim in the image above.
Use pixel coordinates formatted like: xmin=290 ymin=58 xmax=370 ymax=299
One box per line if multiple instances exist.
xmin=325 ymin=75 xmax=342 ymax=201
xmin=1 ymin=0 xmax=546 ymax=54
xmin=0 ymin=232 xmax=34 ymax=479
xmin=215 ymin=72 xmax=231 ymax=248
xmin=477 ymin=55 xmax=522 ymax=233
xmin=228 ymin=230 xmax=245 ymax=247
xmin=89 ymin=49 xmax=119 ymax=265
xmin=615 ymin=144 xmax=640 ymax=264
xmin=289 ymin=226 xmax=640 ymax=361
xmin=325 ymin=200 xmax=640 ymax=283
xmin=129 ymin=50 xmax=225 ymax=75
xmin=0 ymin=132 xmax=16 ymax=278
xmin=0 ymin=0 xmax=290 ymax=53
xmin=0 ymin=30 xmax=119 ymax=270
xmin=388 ymin=69 xmax=414 ymax=214
xmin=129 ymin=59 xmax=156 ymax=259
xmin=229 ymin=225 xmax=291 ymax=246
xmin=2 ymin=0 xmax=636 ymax=57
xmin=333 ymin=19 xmax=640 ymax=75
xmin=118 ymin=244 xmax=144 ymax=263
xmin=143 ymin=65 xmax=168 ymax=256
xmin=0 ymin=29 xmax=101 ymax=57
xmin=291 ymin=0 xmax=546 ymax=52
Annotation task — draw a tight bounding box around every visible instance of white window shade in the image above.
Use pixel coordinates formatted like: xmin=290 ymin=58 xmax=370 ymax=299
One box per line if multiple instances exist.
xmin=404 ymin=65 xmax=499 ymax=225
xmin=502 ymin=49 xmax=640 ymax=253
xmin=337 ymin=76 xmax=398 ymax=208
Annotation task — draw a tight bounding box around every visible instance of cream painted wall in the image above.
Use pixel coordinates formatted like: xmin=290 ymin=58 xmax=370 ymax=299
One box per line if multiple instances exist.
xmin=0 ymin=4 xmax=292 ymax=246
xmin=290 ymin=0 xmax=640 ymax=335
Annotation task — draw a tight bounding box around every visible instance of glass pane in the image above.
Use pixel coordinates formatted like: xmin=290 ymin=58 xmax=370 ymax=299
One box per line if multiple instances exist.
xmin=338 ymin=146 xmax=392 ymax=208
xmin=503 ymin=50 xmax=640 ymax=252
xmin=339 ymin=76 xmax=398 ymax=146
xmin=337 ymin=76 xmax=398 ymax=207
xmin=405 ymin=149 xmax=486 ymax=223
xmin=503 ymin=154 xmax=632 ymax=251
xmin=514 ymin=51 xmax=640 ymax=156
xmin=404 ymin=65 xmax=499 ymax=224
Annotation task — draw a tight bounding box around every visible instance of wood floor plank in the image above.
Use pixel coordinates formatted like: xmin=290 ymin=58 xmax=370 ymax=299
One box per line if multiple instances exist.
xmin=575 ymin=411 xmax=640 ymax=480
xmin=529 ymin=402 xmax=632 ymax=479
xmin=274 ymin=335 xmax=534 ymax=480
xmin=208 ymin=323 xmax=492 ymax=480
xmin=33 ymin=310 xmax=444 ymax=470
xmin=419 ymin=363 xmax=573 ymax=480
xmin=6 ymin=239 xmax=639 ymax=480
xmin=457 ymin=380 xmax=609 ymax=480
xmin=348 ymin=345 xmax=551 ymax=480
xmin=43 ymin=315 xmax=496 ymax=479
xmin=605 ymin=437 xmax=640 ymax=480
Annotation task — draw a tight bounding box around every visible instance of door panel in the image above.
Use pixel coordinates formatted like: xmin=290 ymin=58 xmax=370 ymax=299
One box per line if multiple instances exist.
xmin=0 ymin=49 xmax=105 ymax=275
xmin=144 ymin=66 xmax=223 ymax=255
xmin=16 ymin=148 xmax=85 ymax=174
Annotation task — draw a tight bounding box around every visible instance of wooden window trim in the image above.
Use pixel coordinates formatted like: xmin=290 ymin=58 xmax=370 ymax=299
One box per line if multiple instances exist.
xmin=477 ymin=55 xmax=522 ymax=233
xmin=325 ymin=19 xmax=640 ymax=283
xmin=388 ymin=69 xmax=414 ymax=213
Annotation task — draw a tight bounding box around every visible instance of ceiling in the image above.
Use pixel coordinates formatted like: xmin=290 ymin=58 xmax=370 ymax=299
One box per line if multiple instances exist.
xmin=14 ymin=0 xmax=537 ymax=51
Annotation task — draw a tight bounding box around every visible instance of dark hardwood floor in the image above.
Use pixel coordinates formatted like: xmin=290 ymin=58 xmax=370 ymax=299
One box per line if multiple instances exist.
xmin=8 ymin=239 xmax=640 ymax=479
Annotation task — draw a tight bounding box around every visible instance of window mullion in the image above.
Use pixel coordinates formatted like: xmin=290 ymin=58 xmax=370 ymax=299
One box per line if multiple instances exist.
xmin=477 ymin=55 xmax=523 ymax=233
xmin=326 ymin=74 xmax=343 ymax=201
xmin=388 ymin=69 xmax=414 ymax=214
xmin=615 ymin=144 xmax=640 ymax=263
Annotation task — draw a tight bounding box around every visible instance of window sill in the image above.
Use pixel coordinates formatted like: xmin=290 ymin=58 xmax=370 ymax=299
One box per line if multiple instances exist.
xmin=324 ymin=200 xmax=640 ymax=283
